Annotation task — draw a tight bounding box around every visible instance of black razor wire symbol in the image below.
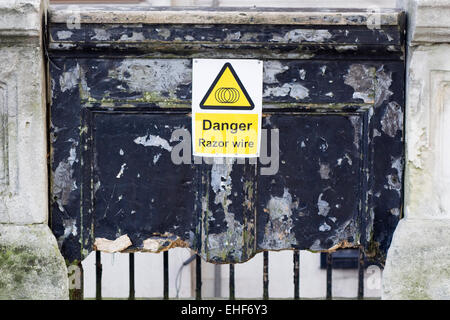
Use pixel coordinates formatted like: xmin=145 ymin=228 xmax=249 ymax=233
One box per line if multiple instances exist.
xmin=215 ymin=87 xmax=240 ymax=103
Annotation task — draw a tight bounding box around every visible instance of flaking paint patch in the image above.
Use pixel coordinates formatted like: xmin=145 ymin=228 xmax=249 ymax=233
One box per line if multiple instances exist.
xmin=319 ymin=222 xmax=331 ymax=232
xmin=52 ymin=143 xmax=78 ymax=213
xmin=310 ymin=239 xmax=322 ymax=251
xmin=392 ymin=157 xmax=403 ymax=181
xmin=94 ymin=181 xmax=101 ymax=194
xmin=116 ymin=163 xmax=126 ymax=178
xmin=51 ymin=43 xmax=76 ymax=50
xmin=345 ymin=153 xmax=353 ymax=165
xmin=319 ymin=163 xmax=331 ymax=179
xmin=153 ymin=153 xmax=161 ymax=164
xmin=387 ymin=156 xmax=403 ymax=196
xmin=264 ymin=84 xmax=289 ymax=97
xmin=317 ymin=193 xmax=330 ymax=217
xmin=59 ymin=64 xmax=80 ymax=92
xmin=349 ymin=116 xmax=362 ymax=148
xmin=68 ymin=144 xmax=77 ymax=166
xmin=390 ymin=208 xmax=400 ymax=216
xmin=207 ymin=159 xmax=246 ymax=261
xmin=211 ymin=158 xmax=233 ymax=200
xmin=335 ymin=45 xmax=358 ymax=52
xmin=373 ymin=128 xmax=382 ymax=138
xmin=50 ymin=78 xmax=56 ymax=99
xmin=381 ymin=101 xmax=403 ymax=137
xmin=319 ymin=138 xmax=328 ymax=152
xmin=134 ymin=134 xmax=172 ymax=151
xmin=142 ymin=233 xmax=189 ymax=252
xmin=92 ymin=28 xmax=110 ymax=41
xmin=374 ymin=66 xmax=393 ymax=107
xmin=299 ymin=69 xmax=306 ymax=80
xmin=155 ymin=28 xmax=171 ymax=39
xmin=109 ymin=59 xmax=190 ymax=96
xmin=224 ymin=31 xmax=241 ymax=41
xmin=289 ymin=84 xmax=310 ymax=100
xmin=239 ymin=32 xmax=260 ymax=42
xmin=379 ymin=29 xmax=394 ymax=42
xmin=323 ymin=220 xmax=357 ymax=251
xmin=57 ymin=218 xmax=77 ymax=249
xmin=264 ymin=83 xmax=309 ymax=100
xmin=263 ymin=61 xmax=289 ymax=84
xmin=119 ymin=32 xmax=145 ymax=41
xmin=260 ymin=188 xmax=297 ymax=250
xmin=344 ymin=64 xmax=375 ymax=103
xmin=273 ymin=29 xmax=332 ymax=43
xmin=56 ymin=30 xmax=73 ymax=40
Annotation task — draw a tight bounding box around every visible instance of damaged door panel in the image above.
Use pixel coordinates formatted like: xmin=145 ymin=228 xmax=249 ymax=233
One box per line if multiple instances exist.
xmin=93 ymin=112 xmax=195 ymax=253
xmin=48 ymin=7 xmax=405 ymax=266
xmin=257 ymin=112 xmax=367 ymax=253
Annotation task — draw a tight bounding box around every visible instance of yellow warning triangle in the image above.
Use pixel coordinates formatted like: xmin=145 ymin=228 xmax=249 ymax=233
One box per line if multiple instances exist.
xmin=200 ymin=62 xmax=255 ymax=110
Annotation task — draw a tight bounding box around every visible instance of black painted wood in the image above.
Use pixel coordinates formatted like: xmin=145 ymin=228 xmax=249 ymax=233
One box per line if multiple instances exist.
xmin=49 ymin=13 xmax=405 ymax=268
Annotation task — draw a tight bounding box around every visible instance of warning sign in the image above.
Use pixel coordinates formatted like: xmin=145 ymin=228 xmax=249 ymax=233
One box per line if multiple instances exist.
xmin=195 ymin=113 xmax=259 ymax=155
xmin=192 ymin=59 xmax=263 ymax=158
xmin=200 ymin=63 xmax=255 ymax=110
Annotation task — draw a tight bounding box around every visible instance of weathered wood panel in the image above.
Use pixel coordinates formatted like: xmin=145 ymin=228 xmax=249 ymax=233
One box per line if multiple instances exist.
xmin=49 ymin=8 xmax=404 ymax=265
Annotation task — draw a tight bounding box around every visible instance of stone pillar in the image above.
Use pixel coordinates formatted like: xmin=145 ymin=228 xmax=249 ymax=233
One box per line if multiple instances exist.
xmin=0 ymin=0 xmax=68 ymax=299
xmin=383 ymin=0 xmax=450 ymax=299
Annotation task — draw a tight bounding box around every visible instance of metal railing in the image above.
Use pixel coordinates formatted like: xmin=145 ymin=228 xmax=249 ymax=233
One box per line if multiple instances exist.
xmin=91 ymin=248 xmax=368 ymax=300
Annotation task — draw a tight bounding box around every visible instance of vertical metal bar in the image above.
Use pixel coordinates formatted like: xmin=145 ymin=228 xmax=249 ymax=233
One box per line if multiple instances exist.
xmin=129 ymin=253 xmax=135 ymax=300
xmin=229 ymin=264 xmax=235 ymax=300
xmin=214 ymin=264 xmax=221 ymax=298
xmin=358 ymin=248 xmax=365 ymax=300
xmin=95 ymin=251 xmax=102 ymax=300
xmin=196 ymin=254 xmax=202 ymax=300
xmin=263 ymin=251 xmax=269 ymax=300
xmin=326 ymin=252 xmax=332 ymax=300
xmin=163 ymin=251 xmax=169 ymax=300
xmin=293 ymin=249 xmax=300 ymax=300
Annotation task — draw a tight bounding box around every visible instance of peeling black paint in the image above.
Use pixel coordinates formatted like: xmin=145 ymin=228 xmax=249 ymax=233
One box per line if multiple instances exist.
xmin=50 ymin=24 xmax=402 ymax=46
xmin=49 ymin=17 xmax=404 ymax=265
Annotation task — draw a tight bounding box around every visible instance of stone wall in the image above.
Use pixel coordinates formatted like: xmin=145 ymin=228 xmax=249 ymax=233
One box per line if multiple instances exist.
xmin=382 ymin=0 xmax=450 ymax=299
xmin=0 ymin=0 xmax=68 ymax=300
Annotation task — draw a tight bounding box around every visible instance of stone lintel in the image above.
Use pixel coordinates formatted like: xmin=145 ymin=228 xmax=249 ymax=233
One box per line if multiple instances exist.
xmin=0 ymin=0 xmax=46 ymax=40
xmin=49 ymin=5 xmax=403 ymax=26
xmin=408 ymin=0 xmax=450 ymax=43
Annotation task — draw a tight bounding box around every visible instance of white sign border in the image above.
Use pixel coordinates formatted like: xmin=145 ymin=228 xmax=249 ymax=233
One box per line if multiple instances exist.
xmin=192 ymin=59 xmax=263 ymax=158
